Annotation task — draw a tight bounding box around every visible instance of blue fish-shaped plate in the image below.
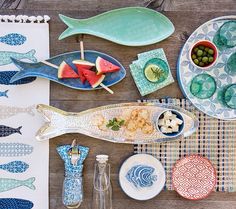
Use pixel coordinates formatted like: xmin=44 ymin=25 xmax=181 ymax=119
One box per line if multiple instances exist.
xmin=59 ymin=7 xmax=175 ymax=46
xmin=10 ymin=50 xmax=126 ymax=91
xmin=0 ymin=198 xmax=33 ymax=209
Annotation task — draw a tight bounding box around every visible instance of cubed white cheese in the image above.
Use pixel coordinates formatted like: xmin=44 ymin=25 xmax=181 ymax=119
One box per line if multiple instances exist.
xmin=158 ymin=119 xmax=165 ymax=126
xmin=161 ymin=126 xmax=168 ymax=133
xmin=172 ymin=125 xmax=179 ymax=132
xmin=165 ymin=120 xmax=172 ymax=126
xmin=175 ymin=118 xmax=183 ymax=125
xmin=164 ymin=110 xmax=172 ymax=119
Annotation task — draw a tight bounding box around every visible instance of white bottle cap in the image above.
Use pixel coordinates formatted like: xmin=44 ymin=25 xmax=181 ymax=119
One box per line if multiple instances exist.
xmin=96 ymin=155 xmax=109 ymax=163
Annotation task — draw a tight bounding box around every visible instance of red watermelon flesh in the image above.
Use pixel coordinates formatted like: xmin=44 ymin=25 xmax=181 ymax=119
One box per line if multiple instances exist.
xmin=72 ymin=59 xmax=95 ymax=83
xmin=82 ymin=69 xmax=105 ymax=88
xmin=58 ymin=61 xmax=79 ymax=79
xmin=96 ymin=56 xmax=120 ymax=75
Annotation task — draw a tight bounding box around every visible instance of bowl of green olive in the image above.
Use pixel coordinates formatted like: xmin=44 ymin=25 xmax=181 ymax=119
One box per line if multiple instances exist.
xmin=190 ymin=40 xmax=218 ymax=70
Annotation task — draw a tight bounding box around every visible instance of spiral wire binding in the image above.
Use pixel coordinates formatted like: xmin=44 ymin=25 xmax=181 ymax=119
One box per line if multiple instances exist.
xmin=0 ymin=15 xmax=50 ymax=23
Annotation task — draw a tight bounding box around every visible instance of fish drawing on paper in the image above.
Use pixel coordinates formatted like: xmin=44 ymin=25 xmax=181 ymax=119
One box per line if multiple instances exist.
xmin=0 ymin=90 xmax=8 ymax=98
xmin=0 ymin=198 xmax=34 ymax=209
xmin=0 ymin=177 xmax=35 ymax=192
xmin=0 ymin=71 xmax=36 ymax=85
xmin=0 ymin=33 xmax=26 ymax=46
xmin=0 ymin=49 xmax=37 ymax=66
xmin=0 ymin=105 xmax=35 ymax=120
xmin=0 ymin=161 xmax=29 ymax=173
xmin=0 ymin=143 xmax=33 ymax=157
xmin=126 ymin=165 xmax=157 ymax=188
xmin=0 ymin=125 xmax=22 ymax=137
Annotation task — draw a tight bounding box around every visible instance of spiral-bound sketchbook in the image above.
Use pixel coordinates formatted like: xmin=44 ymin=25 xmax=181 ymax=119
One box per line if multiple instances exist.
xmin=0 ymin=15 xmax=50 ymax=209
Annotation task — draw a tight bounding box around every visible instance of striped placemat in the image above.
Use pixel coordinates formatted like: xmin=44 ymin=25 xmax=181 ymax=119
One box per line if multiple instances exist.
xmin=134 ymin=98 xmax=236 ymax=192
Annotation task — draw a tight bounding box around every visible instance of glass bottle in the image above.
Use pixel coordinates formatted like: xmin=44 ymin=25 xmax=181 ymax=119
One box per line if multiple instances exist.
xmin=92 ymin=155 xmax=112 ymax=209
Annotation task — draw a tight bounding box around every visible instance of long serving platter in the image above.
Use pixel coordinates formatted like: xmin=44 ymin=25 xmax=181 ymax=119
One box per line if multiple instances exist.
xmin=177 ymin=16 xmax=236 ymax=120
xmin=59 ymin=7 xmax=175 ymax=46
xmin=10 ymin=50 xmax=126 ymax=90
xmin=35 ymin=102 xmax=199 ymax=144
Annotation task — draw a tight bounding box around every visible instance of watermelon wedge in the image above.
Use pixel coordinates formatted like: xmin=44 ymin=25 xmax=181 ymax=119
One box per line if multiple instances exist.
xmin=58 ymin=61 xmax=79 ymax=79
xmin=82 ymin=69 xmax=105 ymax=88
xmin=96 ymin=56 xmax=120 ymax=75
xmin=72 ymin=60 xmax=95 ymax=83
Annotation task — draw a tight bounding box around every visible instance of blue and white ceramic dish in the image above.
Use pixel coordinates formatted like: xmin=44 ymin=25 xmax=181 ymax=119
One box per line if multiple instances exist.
xmin=119 ymin=154 xmax=165 ymax=200
xmin=10 ymin=50 xmax=126 ymax=91
xmin=177 ymin=16 xmax=236 ymax=120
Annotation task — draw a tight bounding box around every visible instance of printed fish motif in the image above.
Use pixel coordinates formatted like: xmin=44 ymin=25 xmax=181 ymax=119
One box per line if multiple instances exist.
xmin=0 ymin=105 xmax=35 ymax=120
xmin=0 ymin=198 xmax=34 ymax=209
xmin=58 ymin=7 xmax=175 ymax=46
xmin=0 ymin=177 xmax=35 ymax=193
xmin=0 ymin=161 xmax=29 ymax=173
xmin=0 ymin=143 xmax=33 ymax=157
xmin=0 ymin=90 xmax=8 ymax=98
xmin=0 ymin=71 xmax=36 ymax=85
xmin=0 ymin=125 xmax=22 ymax=137
xmin=0 ymin=33 xmax=26 ymax=46
xmin=0 ymin=49 xmax=37 ymax=66
xmin=126 ymin=165 xmax=157 ymax=188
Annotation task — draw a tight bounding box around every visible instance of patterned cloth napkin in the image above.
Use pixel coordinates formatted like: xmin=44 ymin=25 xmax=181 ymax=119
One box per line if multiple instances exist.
xmin=134 ymin=98 xmax=236 ymax=192
xmin=130 ymin=48 xmax=174 ymax=96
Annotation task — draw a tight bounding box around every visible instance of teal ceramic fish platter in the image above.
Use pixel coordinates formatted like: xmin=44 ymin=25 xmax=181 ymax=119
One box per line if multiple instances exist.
xmin=10 ymin=50 xmax=126 ymax=91
xmin=59 ymin=7 xmax=175 ymax=46
xmin=177 ymin=16 xmax=236 ymax=120
xmin=36 ymin=102 xmax=198 ymax=143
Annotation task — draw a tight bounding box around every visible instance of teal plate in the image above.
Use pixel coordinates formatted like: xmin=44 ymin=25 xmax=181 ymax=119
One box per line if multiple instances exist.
xmin=10 ymin=50 xmax=126 ymax=91
xmin=59 ymin=7 xmax=175 ymax=46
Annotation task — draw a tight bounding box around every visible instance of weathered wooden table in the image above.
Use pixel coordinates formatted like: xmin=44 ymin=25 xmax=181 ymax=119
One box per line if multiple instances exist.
xmin=1 ymin=0 xmax=236 ymax=208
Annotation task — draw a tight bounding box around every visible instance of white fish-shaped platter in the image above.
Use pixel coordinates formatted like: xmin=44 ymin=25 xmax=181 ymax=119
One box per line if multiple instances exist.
xmin=0 ymin=143 xmax=33 ymax=157
xmin=36 ymin=103 xmax=198 ymax=144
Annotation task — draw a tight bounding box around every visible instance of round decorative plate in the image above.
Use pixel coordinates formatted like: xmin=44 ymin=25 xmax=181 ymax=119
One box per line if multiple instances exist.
xmin=172 ymin=155 xmax=216 ymax=200
xmin=177 ymin=16 xmax=236 ymax=120
xmin=119 ymin=154 xmax=165 ymax=200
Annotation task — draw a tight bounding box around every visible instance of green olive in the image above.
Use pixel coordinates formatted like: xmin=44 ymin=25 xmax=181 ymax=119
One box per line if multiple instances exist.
xmin=199 ymin=45 xmax=205 ymax=50
xmin=205 ymin=47 xmax=209 ymax=52
xmin=198 ymin=57 xmax=202 ymax=61
xmin=202 ymin=57 xmax=209 ymax=63
xmin=209 ymin=57 xmax=214 ymax=63
xmin=194 ymin=59 xmax=199 ymax=65
xmin=203 ymin=51 xmax=207 ymax=56
xmin=199 ymin=62 xmax=205 ymax=67
xmin=193 ymin=47 xmax=199 ymax=53
xmin=197 ymin=50 xmax=203 ymax=57
xmin=208 ymin=49 xmax=214 ymax=55
xmin=192 ymin=54 xmax=197 ymax=59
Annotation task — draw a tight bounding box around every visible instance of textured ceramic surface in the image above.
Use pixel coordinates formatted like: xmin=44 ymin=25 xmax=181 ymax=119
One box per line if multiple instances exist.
xmin=10 ymin=50 xmax=126 ymax=91
xmin=36 ymin=102 xmax=198 ymax=143
xmin=59 ymin=7 xmax=175 ymax=46
xmin=172 ymin=155 xmax=216 ymax=200
xmin=119 ymin=154 xmax=165 ymax=200
xmin=177 ymin=16 xmax=236 ymax=120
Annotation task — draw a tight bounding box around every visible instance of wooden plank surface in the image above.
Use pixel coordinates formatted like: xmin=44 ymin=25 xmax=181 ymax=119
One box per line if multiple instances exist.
xmin=1 ymin=1 xmax=236 ymax=209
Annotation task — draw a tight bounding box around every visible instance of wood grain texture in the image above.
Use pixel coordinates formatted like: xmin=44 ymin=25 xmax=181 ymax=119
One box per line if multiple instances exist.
xmin=1 ymin=1 xmax=236 ymax=209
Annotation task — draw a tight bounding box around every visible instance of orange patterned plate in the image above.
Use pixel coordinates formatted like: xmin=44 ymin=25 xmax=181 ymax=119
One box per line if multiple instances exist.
xmin=172 ymin=155 xmax=216 ymax=200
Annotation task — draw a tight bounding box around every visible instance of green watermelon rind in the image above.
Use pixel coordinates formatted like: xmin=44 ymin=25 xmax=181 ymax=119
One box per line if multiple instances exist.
xmin=96 ymin=56 xmax=120 ymax=75
xmin=58 ymin=61 xmax=79 ymax=79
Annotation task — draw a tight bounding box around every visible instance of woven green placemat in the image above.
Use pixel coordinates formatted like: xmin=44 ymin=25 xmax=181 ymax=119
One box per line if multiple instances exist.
xmin=134 ymin=98 xmax=236 ymax=192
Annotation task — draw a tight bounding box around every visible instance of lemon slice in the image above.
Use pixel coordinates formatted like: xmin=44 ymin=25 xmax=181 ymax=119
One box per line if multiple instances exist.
xmin=144 ymin=64 xmax=164 ymax=83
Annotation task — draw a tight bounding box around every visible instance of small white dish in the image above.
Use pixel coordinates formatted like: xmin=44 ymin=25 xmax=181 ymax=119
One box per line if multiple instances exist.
xmin=119 ymin=154 xmax=166 ymax=200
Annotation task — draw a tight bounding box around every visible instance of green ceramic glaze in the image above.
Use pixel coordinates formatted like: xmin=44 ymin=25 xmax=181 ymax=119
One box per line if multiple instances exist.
xmin=224 ymin=84 xmax=236 ymax=109
xmin=190 ymin=74 xmax=216 ymax=99
xmin=58 ymin=7 xmax=175 ymax=46
xmin=226 ymin=52 xmax=236 ymax=75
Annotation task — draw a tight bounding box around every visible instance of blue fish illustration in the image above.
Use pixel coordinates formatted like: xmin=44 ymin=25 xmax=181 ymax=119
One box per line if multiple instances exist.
xmin=0 ymin=143 xmax=33 ymax=157
xmin=0 ymin=90 xmax=8 ymax=98
xmin=0 ymin=71 xmax=36 ymax=85
xmin=0 ymin=161 xmax=29 ymax=173
xmin=0 ymin=177 xmax=35 ymax=192
xmin=0 ymin=125 xmax=22 ymax=137
xmin=126 ymin=165 xmax=157 ymax=188
xmin=0 ymin=198 xmax=34 ymax=209
xmin=0 ymin=33 xmax=26 ymax=46
xmin=0 ymin=49 xmax=37 ymax=66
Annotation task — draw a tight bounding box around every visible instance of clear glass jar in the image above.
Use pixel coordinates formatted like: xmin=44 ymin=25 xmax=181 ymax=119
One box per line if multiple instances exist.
xmin=92 ymin=155 xmax=112 ymax=209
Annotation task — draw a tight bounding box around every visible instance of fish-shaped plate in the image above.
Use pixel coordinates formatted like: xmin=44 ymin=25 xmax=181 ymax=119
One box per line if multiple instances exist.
xmin=10 ymin=50 xmax=126 ymax=90
xmin=177 ymin=16 xmax=236 ymax=120
xmin=36 ymin=102 xmax=198 ymax=144
xmin=0 ymin=198 xmax=34 ymax=209
xmin=59 ymin=7 xmax=175 ymax=46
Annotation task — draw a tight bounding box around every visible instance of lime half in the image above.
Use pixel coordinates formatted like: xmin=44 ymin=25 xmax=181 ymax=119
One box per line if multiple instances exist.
xmin=144 ymin=64 xmax=164 ymax=83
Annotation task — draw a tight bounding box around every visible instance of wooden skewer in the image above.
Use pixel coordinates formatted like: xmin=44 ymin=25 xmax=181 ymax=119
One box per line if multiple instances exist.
xmin=41 ymin=60 xmax=58 ymax=69
xmin=79 ymin=36 xmax=114 ymax=95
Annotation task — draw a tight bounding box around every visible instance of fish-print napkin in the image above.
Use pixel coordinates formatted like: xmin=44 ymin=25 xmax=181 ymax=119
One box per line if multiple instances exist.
xmin=130 ymin=48 xmax=174 ymax=96
xmin=0 ymin=15 xmax=50 ymax=209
